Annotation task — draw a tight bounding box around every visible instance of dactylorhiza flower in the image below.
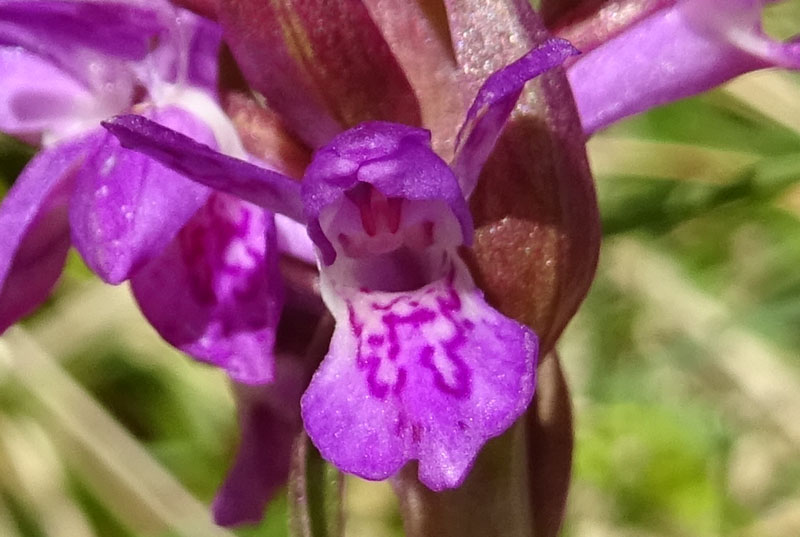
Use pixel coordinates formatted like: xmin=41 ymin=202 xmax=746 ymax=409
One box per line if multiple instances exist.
xmin=0 ymin=0 xmax=291 ymax=383
xmin=104 ymin=36 xmax=577 ymax=501
xmin=553 ymin=0 xmax=800 ymax=133
xmin=111 ymin=0 xmax=600 ymax=529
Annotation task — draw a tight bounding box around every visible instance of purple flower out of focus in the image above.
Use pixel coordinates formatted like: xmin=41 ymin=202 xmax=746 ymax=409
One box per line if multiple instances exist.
xmin=104 ymin=38 xmax=578 ymax=491
xmin=0 ymin=0 xmax=298 ymax=385
xmin=560 ymin=0 xmax=800 ymax=133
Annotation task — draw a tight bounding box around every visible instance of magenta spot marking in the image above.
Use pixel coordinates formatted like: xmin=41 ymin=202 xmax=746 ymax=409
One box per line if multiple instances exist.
xmin=410 ymin=280 xmax=472 ymax=398
xmin=394 ymin=413 xmax=405 ymax=436
xmin=348 ymin=302 xmax=369 ymax=371
xmin=411 ymin=423 xmax=423 ymax=444
xmin=347 ymin=303 xmax=364 ymax=338
xmin=394 ymin=367 xmax=407 ymax=394
xmin=351 ymin=270 xmax=474 ymax=400
xmin=179 ymin=198 xmax=259 ymax=306
xmin=383 ymin=308 xmax=437 ymax=363
xmin=371 ymin=295 xmax=404 ymax=311
xmin=364 ymin=355 xmax=390 ymax=399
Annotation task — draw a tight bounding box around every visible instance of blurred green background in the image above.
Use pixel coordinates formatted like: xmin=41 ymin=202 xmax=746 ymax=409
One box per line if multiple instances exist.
xmin=2 ymin=5 xmax=800 ymax=537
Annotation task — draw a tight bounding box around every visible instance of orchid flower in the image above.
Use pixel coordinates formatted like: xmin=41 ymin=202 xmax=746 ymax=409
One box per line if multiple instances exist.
xmin=0 ymin=0 xmax=296 ymax=385
xmin=557 ymin=0 xmax=800 ymax=133
xmin=104 ymin=38 xmax=578 ymax=491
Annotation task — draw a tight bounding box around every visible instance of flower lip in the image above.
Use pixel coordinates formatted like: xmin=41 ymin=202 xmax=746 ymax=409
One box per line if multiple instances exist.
xmin=302 ymin=121 xmax=473 ymax=266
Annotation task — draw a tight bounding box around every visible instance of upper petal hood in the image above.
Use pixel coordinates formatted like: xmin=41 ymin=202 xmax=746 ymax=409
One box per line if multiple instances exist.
xmin=301 ymin=122 xmax=472 ymax=265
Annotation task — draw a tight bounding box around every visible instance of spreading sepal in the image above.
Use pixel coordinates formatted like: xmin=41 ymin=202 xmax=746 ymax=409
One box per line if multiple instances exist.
xmin=103 ymin=114 xmax=305 ymax=222
xmin=452 ymin=38 xmax=579 ymax=197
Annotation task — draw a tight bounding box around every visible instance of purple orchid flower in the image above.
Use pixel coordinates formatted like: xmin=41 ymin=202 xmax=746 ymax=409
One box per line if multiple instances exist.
xmin=0 ymin=0 xmax=297 ymax=385
xmin=559 ymin=0 xmax=800 ymax=133
xmin=103 ymin=38 xmax=578 ymax=491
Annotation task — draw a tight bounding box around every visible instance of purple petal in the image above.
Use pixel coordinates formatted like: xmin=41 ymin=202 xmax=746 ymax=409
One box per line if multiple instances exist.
xmin=567 ymin=0 xmax=800 ymax=133
xmin=141 ymin=8 xmax=222 ymax=93
xmin=70 ymin=107 xmax=215 ymax=284
xmin=0 ymin=46 xmax=93 ymax=139
xmin=451 ymin=38 xmax=579 ymax=197
xmin=0 ymin=136 xmax=97 ymax=332
xmin=301 ymin=122 xmax=473 ymax=265
xmin=184 ymin=13 xmax=222 ymax=94
xmin=102 ymin=114 xmax=305 ymax=223
xmin=0 ymin=0 xmax=168 ymax=62
xmin=212 ymin=364 xmax=306 ymax=526
xmin=302 ymin=260 xmax=537 ymax=489
xmin=131 ymin=194 xmax=282 ymax=384
xmin=275 ymin=215 xmax=316 ymax=265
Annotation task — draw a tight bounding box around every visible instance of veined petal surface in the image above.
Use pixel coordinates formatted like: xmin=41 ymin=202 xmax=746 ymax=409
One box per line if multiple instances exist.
xmin=0 ymin=46 xmax=96 ymax=139
xmin=567 ymin=0 xmax=800 ymax=133
xmin=0 ymin=0 xmax=167 ymax=62
xmin=302 ymin=258 xmax=537 ymax=490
